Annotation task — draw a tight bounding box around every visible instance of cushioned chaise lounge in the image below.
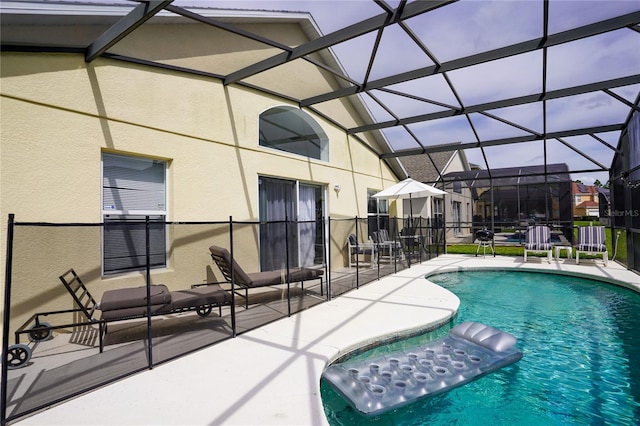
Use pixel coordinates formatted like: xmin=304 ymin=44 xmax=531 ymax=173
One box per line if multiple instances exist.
xmin=7 ymin=269 xmax=234 ymax=369
xmin=61 ymin=269 xmax=232 ymax=352
xmin=209 ymin=245 xmax=324 ymax=308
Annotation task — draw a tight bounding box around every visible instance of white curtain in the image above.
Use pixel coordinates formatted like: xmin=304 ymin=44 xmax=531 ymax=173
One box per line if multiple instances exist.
xmin=298 ymin=185 xmax=316 ymax=267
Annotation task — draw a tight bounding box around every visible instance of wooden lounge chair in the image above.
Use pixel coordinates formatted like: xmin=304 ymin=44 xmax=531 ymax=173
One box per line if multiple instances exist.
xmin=523 ymin=225 xmax=552 ymax=263
xmin=575 ymin=226 xmax=608 ymax=266
xmin=209 ymin=245 xmax=324 ymax=308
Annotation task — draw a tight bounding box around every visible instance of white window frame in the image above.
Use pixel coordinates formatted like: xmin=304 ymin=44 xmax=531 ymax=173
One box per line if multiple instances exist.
xmin=101 ymin=153 xmax=168 ymax=275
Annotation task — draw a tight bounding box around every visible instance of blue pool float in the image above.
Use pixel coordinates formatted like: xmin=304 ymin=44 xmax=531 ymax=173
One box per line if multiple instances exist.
xmin=322 ymin=321 xmax=523 ymax=416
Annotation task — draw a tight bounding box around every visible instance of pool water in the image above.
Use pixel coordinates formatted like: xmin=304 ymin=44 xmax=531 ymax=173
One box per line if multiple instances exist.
xmin=321 ymin=270 xmax=640 ymax=425
xmin=502 ymin=233 xmax=562 ymax=243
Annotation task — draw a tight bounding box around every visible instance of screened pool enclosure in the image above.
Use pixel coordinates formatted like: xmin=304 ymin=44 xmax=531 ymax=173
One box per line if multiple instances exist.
xmin=443 ymin=163 xmax=574 ymax=243
xmin=2 ymin=0 xmax=638 ymax=263
xmin=1 ymin=1 xmax=639 ymax=423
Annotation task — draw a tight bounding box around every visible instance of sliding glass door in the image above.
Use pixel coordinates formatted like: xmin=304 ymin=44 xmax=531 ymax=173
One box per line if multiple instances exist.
xmin=259 ymin=177 xmax=325 ymax=271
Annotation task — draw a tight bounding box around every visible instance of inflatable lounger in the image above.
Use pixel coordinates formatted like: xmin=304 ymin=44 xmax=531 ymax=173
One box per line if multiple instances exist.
xmin=322 ymin=321 xmax=523 ymax=416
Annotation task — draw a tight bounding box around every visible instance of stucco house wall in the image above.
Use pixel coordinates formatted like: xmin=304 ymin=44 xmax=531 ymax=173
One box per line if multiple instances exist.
xmin=0 ymin=18 xmax=399 ymax=336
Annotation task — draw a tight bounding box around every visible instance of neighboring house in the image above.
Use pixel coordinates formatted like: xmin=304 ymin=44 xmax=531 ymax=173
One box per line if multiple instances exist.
xmin=575 ymin=200 xmax=600 ymax=218
xmin=0 ymin=4 xmax=406 ymax=330
xmin=400 ymin=150 xmax=473 ymax=240
xmin=572 ymin=182 xmax=600 ymax=218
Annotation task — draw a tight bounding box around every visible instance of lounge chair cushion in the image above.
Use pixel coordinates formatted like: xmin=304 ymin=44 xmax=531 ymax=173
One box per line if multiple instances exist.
xmin=101 ymin=303 xmax=172 ymax=321
xmin=245 ymin=267 xmax=323 ymax=287
xmin=524 ymin=226 xmax=552 ymax=250
xmin=100 ymin=285 xmax=231 ymax=321
xmin=170 ymin=285 xmax=232 ymax=310
xmin=577 ymin=227 xmax=607 ymax=252
xmin=209 ymin=245 xmax=254 ymax=286
xmin=288 ymin=267 xmax=324 ymax=282
xmin=209 ymin=245 xmax=324 ymax=288
xmin=99 ymin=285 xmax=171 ymax=311
xmin=246 ymin=270 xmax=286 ymax=287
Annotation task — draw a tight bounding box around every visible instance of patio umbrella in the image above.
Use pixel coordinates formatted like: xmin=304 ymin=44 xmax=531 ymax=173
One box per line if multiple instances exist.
xmin=373 ymin=178 xmax=447 ymax=219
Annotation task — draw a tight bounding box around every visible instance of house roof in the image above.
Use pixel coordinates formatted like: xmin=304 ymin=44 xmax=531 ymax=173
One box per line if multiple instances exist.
xmin=576 ymin=200 xmax=599 ymax=209
xmin=2 ymin=0 xmax=638 ymax=183
xmin=571 ymin=182 xmax=602 ymax=196
xmin=400 ymin=150 xmax=459 ymax=186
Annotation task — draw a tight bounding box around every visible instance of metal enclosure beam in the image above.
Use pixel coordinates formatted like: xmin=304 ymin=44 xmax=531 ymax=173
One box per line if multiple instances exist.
xmin=223 ymin=0 xmax=454 ymax=85
xmin=349 ymin=74 xmax=640 ymax=134
xmin=85 ymin=0 xmax=173 ymax=62
xmin=380 ymin=124 xmax=625 ymax=159
xmin=301 ymin=11 xmax=640 ymax=107
xmin=164 ymin=4 xmax=291 ymax=50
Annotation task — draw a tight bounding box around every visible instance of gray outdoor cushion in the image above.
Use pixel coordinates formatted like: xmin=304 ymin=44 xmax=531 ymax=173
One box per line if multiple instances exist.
xmin=170 ymin=285 xmax=232 ymax=309
xmin=100 ymin=285 xmax=171 ymax=311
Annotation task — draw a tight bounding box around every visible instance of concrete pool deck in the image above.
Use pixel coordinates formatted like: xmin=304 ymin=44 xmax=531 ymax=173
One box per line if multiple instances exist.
xmin=16 ymin=254 xmax=639 ymax=425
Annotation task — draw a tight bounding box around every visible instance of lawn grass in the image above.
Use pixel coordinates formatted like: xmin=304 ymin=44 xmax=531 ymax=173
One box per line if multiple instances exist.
xmin=446 ymin=244 xmax=527 ymax=257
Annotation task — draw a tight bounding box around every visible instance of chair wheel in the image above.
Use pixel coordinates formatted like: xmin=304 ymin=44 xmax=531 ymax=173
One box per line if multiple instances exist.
xmin=6 ymin=344 xmax=32 ymax=369
xmin=196 ymin=305 xmax=212 ymax=317
xmin=28 ymin=322 xmax=53 ymax=342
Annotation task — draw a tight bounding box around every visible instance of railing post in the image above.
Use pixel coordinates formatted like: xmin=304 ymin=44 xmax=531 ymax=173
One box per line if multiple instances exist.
xmin=325 ymin=215 xmax=331 ymax=301
xmin=145 ymin=216 xmax=153 ymax=368
xmin=1 ymin=214 xmax=15 ymax=426
xmin=355 ymin=216 xmax=359 ymax=289
xmin=229 ymin=216 xmax=236 ymax=337
xmin=284 ymin=215 xmax=291 ymax=317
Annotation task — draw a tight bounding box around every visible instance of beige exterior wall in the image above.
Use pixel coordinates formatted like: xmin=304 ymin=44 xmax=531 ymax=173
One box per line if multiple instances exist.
xmin=0 ymin=41 xmax=397 ymax=336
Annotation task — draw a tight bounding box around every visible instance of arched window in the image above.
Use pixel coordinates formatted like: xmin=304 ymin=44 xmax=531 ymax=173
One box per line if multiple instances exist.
xmin=259 ymin=106 xmax=328 ymax=161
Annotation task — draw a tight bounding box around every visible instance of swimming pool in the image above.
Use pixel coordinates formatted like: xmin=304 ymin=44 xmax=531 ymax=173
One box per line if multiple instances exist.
xmin=321 ymin=270 xmax=640 ymax=425
xmin=499 ymin=233 xmax=562 ymax=243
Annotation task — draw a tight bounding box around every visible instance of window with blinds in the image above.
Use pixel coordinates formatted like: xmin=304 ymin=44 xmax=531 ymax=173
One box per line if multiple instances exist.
xmin=102 ymin=153 xmax=167 ymax=275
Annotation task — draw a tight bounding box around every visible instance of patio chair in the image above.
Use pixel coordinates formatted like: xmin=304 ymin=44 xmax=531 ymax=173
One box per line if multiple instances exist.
xmin=575 ymin=226 xmax=608 ymax=266
xmin=209 ymin=245 xmax=324 ymax=308
xmin=523 ymin=225 xmax=553 ymax=263
xmin=371 ymin=229 xmax=403 ymax=263
xmin=347 ymin=234 xmax=376 ymax=267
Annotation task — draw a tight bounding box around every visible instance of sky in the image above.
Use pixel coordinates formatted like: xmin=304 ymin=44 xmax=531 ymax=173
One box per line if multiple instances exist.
xmin=176 ymin=0 xmax=640 ymax=185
